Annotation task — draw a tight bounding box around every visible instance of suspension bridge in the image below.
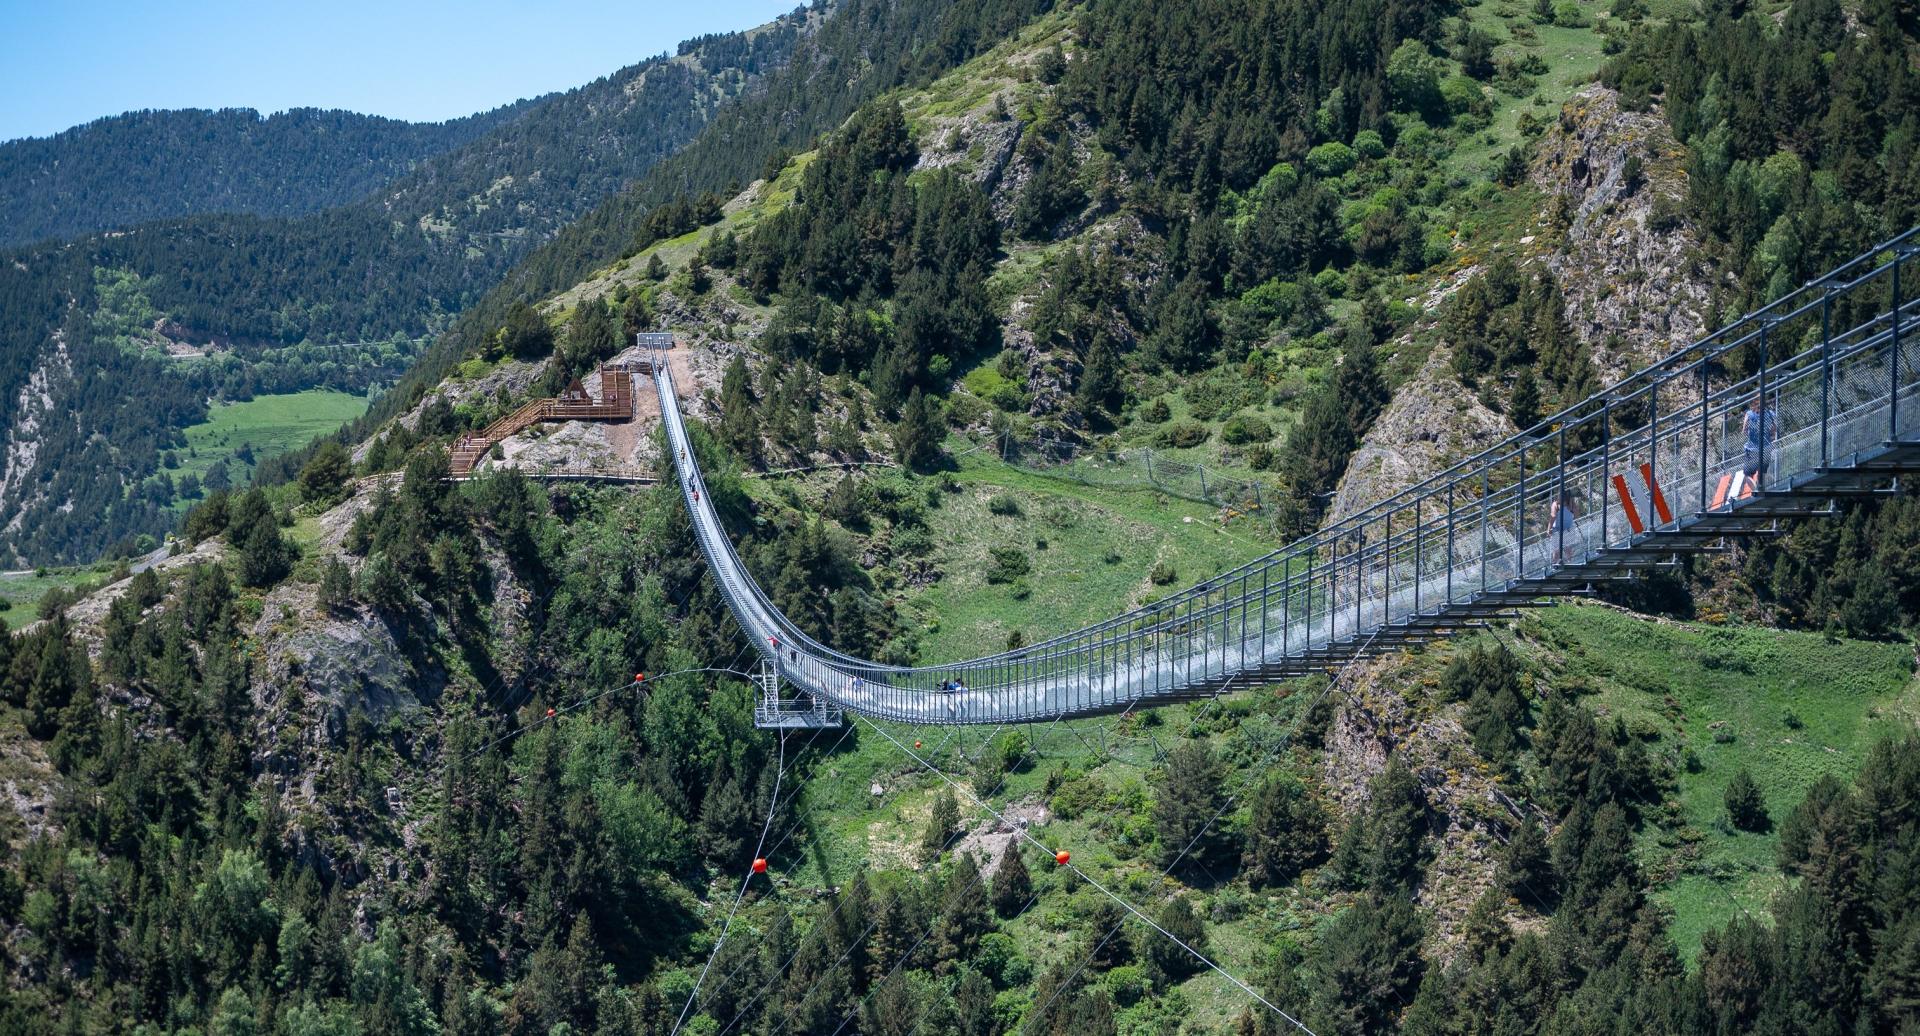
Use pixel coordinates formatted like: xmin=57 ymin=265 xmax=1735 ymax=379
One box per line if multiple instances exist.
xmin=634 ymin=227 xmax=1920 ymax=729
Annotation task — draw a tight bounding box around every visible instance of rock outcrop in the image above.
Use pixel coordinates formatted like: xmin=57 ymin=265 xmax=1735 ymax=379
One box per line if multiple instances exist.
xmin=1323 ymin=648 xmax=1545 ymax=962
xmin=1330 ymin=344 xmax=1511 ymax=523
xmin=1534 ymin=84 xmax=1720 ymax=381
xmin=1330 ymin=84 xmax=1719 ymax=521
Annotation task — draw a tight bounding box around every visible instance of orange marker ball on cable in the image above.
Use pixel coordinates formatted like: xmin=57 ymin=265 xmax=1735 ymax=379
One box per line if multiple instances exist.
xmin=546 ymin=708 xmax=556 ymax=718
xmin=1054 ymin=850 xmax=1071 ymax=866
xmin=752 ymin=857 xmax=768 ymax=875
xmin=914 ymin=740 xmax=922 ymax=749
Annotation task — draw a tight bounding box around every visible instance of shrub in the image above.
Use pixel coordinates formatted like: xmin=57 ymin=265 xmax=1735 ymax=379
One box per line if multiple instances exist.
xmin=1306 ymin=141 xmax=1357 ymax=178
xmin=1221 ymin=414 xmax=1274 ymax=445
xmin=1157 ymin=422 xmax=1209 ymax=448
xmin=988 ymin=494 xmax=1023 ymax=517
xmin=1141 ymin=398 xmax=1171 ymax=423
xmin=1149 ymin=561 xmax=1178 ymax=585
xmin=987 ymin=547 xmax=1032 ymax=584
xmin=1725 ymin=768 xmax=1770 ymax=832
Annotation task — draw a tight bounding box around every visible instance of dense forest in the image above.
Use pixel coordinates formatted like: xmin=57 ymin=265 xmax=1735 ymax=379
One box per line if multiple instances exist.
xmin=0 ymin=104 xmax=536 ymax=247
xmin=348 ymin=0 xmax=1063 ymax=447
xmin=8 ymin=0 xmax=1920 ymax=1032
xmin=0 ymin=10 xmax=809 ymax=565
xmin=6 ymin=447 xmax=1920 ymax=1034
xmin=1601 ymin=0 xmax=1920 ymax=297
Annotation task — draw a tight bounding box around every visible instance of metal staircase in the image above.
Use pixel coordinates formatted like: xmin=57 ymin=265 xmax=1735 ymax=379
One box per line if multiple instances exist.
xmin=641 ymin=228 xmax=1920 ymax=727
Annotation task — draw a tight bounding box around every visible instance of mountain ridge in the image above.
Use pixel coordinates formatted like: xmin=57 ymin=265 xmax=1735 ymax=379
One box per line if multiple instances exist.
xmin=0 ymin=103 xmax=541 ymax=247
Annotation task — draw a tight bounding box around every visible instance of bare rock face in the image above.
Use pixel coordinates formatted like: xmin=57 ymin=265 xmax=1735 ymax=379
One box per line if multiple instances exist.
xmin=1534 ymin=84 xmax=1719 ymax=381
xmin=919 ymin=105 xmax=1024 ymax=212
xmin=263 ymin=609 xmax=440 ymax=737
xmin=1330 ymin=345 xmax=1511 ymax=523
xmin=1322 ymin=650 xmax=1539 ymax=962
xmin=1330 ymin=85 xmax=1719 ymax=522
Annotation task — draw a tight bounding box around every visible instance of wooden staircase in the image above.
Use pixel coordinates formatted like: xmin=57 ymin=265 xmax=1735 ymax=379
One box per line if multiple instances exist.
xmin=449 ymin=361 xmax=654 ymax=474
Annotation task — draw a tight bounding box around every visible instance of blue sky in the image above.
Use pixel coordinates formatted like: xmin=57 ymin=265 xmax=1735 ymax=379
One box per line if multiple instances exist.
xmin=0 ymin=0 xmax=803 ymax=142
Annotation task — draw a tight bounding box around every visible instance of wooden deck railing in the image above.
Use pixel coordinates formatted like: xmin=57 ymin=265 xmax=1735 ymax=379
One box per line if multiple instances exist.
xmin=448 ymin=362 xmax=646 ymax=474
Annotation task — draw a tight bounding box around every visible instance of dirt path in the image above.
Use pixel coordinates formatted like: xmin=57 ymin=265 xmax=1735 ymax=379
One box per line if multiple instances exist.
xmin=601 ymin=347 xmax=701 ymax=465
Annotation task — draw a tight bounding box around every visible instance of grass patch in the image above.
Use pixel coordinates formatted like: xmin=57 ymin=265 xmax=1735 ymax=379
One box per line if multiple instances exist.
xmin=902 ymin=449 xmax=1274 ymax=661
xmin=0 ymin=566 xmax=109 ymax=629
xmin=1521 ymin=603 xmax=1920 ymax=960
xmin=173 ymin=389 xmax=369 ymax=505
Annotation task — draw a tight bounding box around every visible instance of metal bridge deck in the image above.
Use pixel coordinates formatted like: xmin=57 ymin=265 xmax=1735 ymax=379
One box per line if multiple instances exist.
xmin=639 ymin=229 xmax=1920 ymax=726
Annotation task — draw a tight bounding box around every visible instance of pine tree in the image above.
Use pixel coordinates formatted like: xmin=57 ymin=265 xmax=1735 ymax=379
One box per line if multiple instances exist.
xmin=892 ymin=388 xmax=942 ymax=471
xmin=1331 ymin=755 xmax=1428 ymax=895
xmin=718 ymin=356 xmax=761 ymax=462
xmin=1305 ymin=894 xmax=1426 ymax=1036
xmin=562 ymin=296 xmax=620 ymax=374
xmin=931 ymin=854 xmax=991 ymax=973
xmin=1509 ymin=367 xmax=1542 ymax=429
xmin=923 ymin=788 xmax=960 ymax=862
xmin=990 ymin=844 xmax=1033 ymax=918
xmin=1143 ymin=897 xmax=1208 ymax=989
xmin=1153 ymin=739 xmax=1229 ymax=873
xmin=1724 ymin=768 xmax=1770 ymax=832
xmin=1243 ymin=772 xmax=1330 ymax=888
xmin=1074 ymin=329 xmax=1121 ymax=420
xmin=231 ymin=490 xmax=293 ymax=589
xmin=1146 ymin=275 xmax=1219 ymax=373
xmin=318 ymin=558 xmax=353 ymax=613
xmin=297 ymin=441 xmax=352 ymax=504
xmin=1502 ymin=817 xmax=1555 ymax=905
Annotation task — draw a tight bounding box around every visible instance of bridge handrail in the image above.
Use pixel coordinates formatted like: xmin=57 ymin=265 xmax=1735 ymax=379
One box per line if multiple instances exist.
xmin=642 ymin=226 xmax=1920 ymax=722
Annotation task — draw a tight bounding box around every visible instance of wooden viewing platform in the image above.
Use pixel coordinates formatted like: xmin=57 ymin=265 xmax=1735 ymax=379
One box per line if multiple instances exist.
xmin=449 ymin=360 xmax=655 ymax=474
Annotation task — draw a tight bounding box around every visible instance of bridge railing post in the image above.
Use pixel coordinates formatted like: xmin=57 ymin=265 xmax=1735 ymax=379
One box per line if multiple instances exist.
xmin=1600 ymin=396 xmax=1611 ymax=548
xmin=1894 ymin=250 xmax=1906 ymax=440
xmin=1699 ymin=362 xmax=1710 ymax=514
xmin=1821 ymin=284 xmax=1834 ymax=466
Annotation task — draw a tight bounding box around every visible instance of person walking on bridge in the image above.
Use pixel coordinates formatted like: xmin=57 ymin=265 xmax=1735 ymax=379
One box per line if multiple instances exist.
xmin=1549 ymin=487 xmax=1580 ymax=565
xmin=1743 ymin=392 xmax=1778 ymax=492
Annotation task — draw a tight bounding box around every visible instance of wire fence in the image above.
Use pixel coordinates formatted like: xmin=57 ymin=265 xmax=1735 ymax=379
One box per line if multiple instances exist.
xmin=967 ymin=430 xmax=1279 ymax=525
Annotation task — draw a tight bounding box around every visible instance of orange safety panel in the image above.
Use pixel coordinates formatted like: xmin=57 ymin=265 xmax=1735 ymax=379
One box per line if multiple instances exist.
xmin=1639 ymin=463 xmax=1673 ymax=524
xmin=1612 ymin=474 xmax=1645 ymax=534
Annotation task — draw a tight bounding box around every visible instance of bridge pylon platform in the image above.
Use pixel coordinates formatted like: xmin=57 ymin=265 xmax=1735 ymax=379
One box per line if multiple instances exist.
xmin=752 ymin=659 xmax=845 ymax=730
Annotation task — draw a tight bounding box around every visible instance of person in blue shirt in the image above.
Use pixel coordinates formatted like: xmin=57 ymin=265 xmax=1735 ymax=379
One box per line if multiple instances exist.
xmin=1743 ymin=393 xmax=1778 ymax=491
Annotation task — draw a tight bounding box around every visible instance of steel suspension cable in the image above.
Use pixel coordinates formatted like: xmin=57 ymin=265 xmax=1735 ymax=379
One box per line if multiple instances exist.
xmin=670 ymin=729 xmax=788 ymax=1036
xmin=754 ymin=712 xmax=1076 ymax=1036
xmin=896 ymin=684 xmax=1245 ymax=1036
xmin=708 ymin=720 xmax=968 ymax=1036
xmin=857 ymin=714 xmax=1317 ymax=1035
xmin=1025 ymin=622 xmax=1394 ymax=1036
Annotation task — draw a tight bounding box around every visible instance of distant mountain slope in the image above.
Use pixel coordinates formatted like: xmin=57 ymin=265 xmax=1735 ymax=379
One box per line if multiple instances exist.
xmin=0 ymin=11 xmax=811 ymax=565
xmin=0 ymin=105 xmax=537 ymax=247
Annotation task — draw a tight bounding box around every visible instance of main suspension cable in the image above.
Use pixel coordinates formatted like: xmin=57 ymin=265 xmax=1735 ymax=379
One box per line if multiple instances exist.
xmin=669 ymin=729 xmax=788 ymax=1036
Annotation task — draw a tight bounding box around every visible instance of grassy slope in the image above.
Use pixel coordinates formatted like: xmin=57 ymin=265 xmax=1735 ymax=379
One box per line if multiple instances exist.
xmin=723 ymin=601 xmax=1920 ymax=1028
xmin=0 ymin=565 xmax=115 ymax=630
xmin=1522 ymin=604 xmax=1920 ymax=958
xmin=523 ymin=0 xmax=1898 ymax=1013
xmin=174 ymin=389 xmax=369 ymax=504
xmin=909 ymin=450 xmax=1275 ymax=661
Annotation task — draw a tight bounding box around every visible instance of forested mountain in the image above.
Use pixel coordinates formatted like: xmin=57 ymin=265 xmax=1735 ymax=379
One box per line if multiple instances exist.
xmin=0 ymin=9 xmax=810 ymax=565
xmin=0 ymin=104 xmax=538 ymax=247
xmin=7 ymin=1 xmax=1920 ymax=1034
